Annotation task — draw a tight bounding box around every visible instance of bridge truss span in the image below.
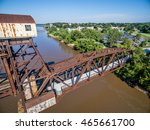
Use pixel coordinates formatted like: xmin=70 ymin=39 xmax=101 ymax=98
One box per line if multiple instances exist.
xmin=45 ymin=48 xmax=133 ymax=96
xmin=0 ymin=38 xmax=132 ymax=112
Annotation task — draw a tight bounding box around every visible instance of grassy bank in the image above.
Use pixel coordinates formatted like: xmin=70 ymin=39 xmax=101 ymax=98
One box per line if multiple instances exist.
xmin=48 ymin=33 xmax=75 ymax=49
xmin=140 ymin=33 xmax=150 ymax=40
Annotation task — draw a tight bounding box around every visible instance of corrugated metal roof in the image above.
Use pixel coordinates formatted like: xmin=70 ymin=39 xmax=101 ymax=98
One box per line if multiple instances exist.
xmin=0 ymin=14 xmax=35 ymax=23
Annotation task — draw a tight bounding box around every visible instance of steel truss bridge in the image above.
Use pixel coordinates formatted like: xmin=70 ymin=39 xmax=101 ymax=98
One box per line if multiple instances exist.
xmin=0 ymin=38 xmax=132 ymax=112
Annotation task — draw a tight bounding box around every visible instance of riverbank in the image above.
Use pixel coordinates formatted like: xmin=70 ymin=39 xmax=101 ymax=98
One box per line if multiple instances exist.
xmin=115 ymin=72 xmax=150 ymax=97
xmin=48 ymin=33 xmax=75 ymax=49
xmin=140 ymin=33 xmax=150 ymax=40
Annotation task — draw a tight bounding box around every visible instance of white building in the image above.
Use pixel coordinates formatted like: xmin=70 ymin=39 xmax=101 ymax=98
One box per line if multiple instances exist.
xmin=0 ymin=14 xmax=37 ymax=39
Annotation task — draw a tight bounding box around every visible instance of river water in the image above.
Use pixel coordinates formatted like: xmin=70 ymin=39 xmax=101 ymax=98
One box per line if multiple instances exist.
xmin=0 ymin=26 xmax=150 ymax=113
xmin=33 ymin=27 xmax=77 ymax=63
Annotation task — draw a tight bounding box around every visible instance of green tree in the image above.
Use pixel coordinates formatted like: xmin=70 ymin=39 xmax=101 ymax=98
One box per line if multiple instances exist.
xmin=70 ymin=30 xmax=84 ymax=41
xmin=139 ymin=24 xmax=150 ymax=33
xmin=116 ymin=48 xmax=150 ymax=91
xmin=48 ymin=26 xmax=57 ymax=33
xmin=140 ymin=41 xmax=150 ymax=47
xmin=64 ymin=34 xmax=73 ymax=44
xmin=107 ymin=29 xmax=123 ymax=47
xmin=81 ymin=29 xmax=103 ymax=42
xmin=74 ymin=38 xmax=103 ymax=53
xmin=136 ymin=33 xmax=142 ymax=40
xmin=118 ymin=38 xmax=133 ymax=49
xmin=58 ymin=29 xmax=68 ymax=39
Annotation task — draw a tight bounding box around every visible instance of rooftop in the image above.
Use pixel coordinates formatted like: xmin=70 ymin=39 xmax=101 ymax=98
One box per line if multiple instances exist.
xmin=0 ymin=14 xmax=35 ymax=23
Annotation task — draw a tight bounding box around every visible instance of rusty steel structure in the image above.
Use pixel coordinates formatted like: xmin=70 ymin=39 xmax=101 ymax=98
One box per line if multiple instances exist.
xmin=0 ymin=14 xmax=133 ymax=112
xmin=0 ymin=39 xmax=132 ymax=111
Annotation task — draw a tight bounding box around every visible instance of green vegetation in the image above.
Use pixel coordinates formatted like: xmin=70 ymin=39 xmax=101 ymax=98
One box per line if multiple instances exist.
xmin=74 ymin=38 xmax=104 ymax=53
xmin=116 ymin=48 xmax=150 ymax=91
xmin=106 ymin=29 xmax=123 ymax=47
xmin=140 ymin=33 xmax=150 ymax=40
xmin=117 ymin=38 xmax=133 ymax=49
xmin=46 ymin=22 xmax=150 ymax=92
xmin=47 ymin=28 xmax=105 ymax=52
xmin=81 ymin=28 xmax=103 ymax=42
xmin=140 ymin=41 xmax=150 ymax=47
xmin=136 ymin=33 xmax=142 ymax=40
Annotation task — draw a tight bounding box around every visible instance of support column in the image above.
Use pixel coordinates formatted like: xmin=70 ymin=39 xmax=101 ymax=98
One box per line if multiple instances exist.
xmin=1 ymin=58 xmax=17 ymax=95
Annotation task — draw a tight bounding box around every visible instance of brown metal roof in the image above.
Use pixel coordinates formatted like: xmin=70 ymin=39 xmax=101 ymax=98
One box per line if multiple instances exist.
xmin=0 ymin=14 xmax=35 ymax=23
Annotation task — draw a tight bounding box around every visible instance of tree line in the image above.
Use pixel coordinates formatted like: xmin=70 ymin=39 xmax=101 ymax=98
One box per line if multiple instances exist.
xmin=45 ymin=22 xmax=150 ymax=33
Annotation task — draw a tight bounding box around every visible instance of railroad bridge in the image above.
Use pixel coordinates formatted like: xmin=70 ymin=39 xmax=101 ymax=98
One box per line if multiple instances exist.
xmin=0 ymin=14 xmax=133 ymax=112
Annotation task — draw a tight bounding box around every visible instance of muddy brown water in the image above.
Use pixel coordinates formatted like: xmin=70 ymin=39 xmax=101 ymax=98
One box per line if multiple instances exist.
xmin=44 ymin=74 xmax=150 ymax=113
xmin=0 ymin=26 xmax=150 ymax=113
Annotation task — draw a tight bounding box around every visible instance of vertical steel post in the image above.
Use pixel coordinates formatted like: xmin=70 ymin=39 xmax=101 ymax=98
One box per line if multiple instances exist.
xmin=1 ymin=58 xmax=16 ymax=95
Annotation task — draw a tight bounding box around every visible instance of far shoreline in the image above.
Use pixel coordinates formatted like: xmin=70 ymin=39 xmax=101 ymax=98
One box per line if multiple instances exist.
xmin=48 ymin=33 xmax=75 ymax=49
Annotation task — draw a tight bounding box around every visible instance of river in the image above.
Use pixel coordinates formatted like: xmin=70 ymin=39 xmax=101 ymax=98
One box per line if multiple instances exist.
xmin=0 ymin=26 xmax=150 ymax=113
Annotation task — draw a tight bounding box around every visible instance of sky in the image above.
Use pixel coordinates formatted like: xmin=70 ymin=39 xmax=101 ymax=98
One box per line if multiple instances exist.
xmin=0 ymin=0 xmax=150 ymax=23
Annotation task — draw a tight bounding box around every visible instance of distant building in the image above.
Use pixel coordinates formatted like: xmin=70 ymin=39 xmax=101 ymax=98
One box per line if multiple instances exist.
xmin=123 ymin=32 xmax=136 ymax=41
xmin=97 ymin=27 xmax=103 ymax=31
xmin=111 ymin=26 xmax=119 ymax=29
xmin=111 ymin=26 xmax=124 ymax=32
xmin=86 ymin=27 xmax=94 ymax=30
xmin=66 ymin=26 xmax=96 ymax=32
xmin=49 ymin=23 xmax=53 ymax=27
